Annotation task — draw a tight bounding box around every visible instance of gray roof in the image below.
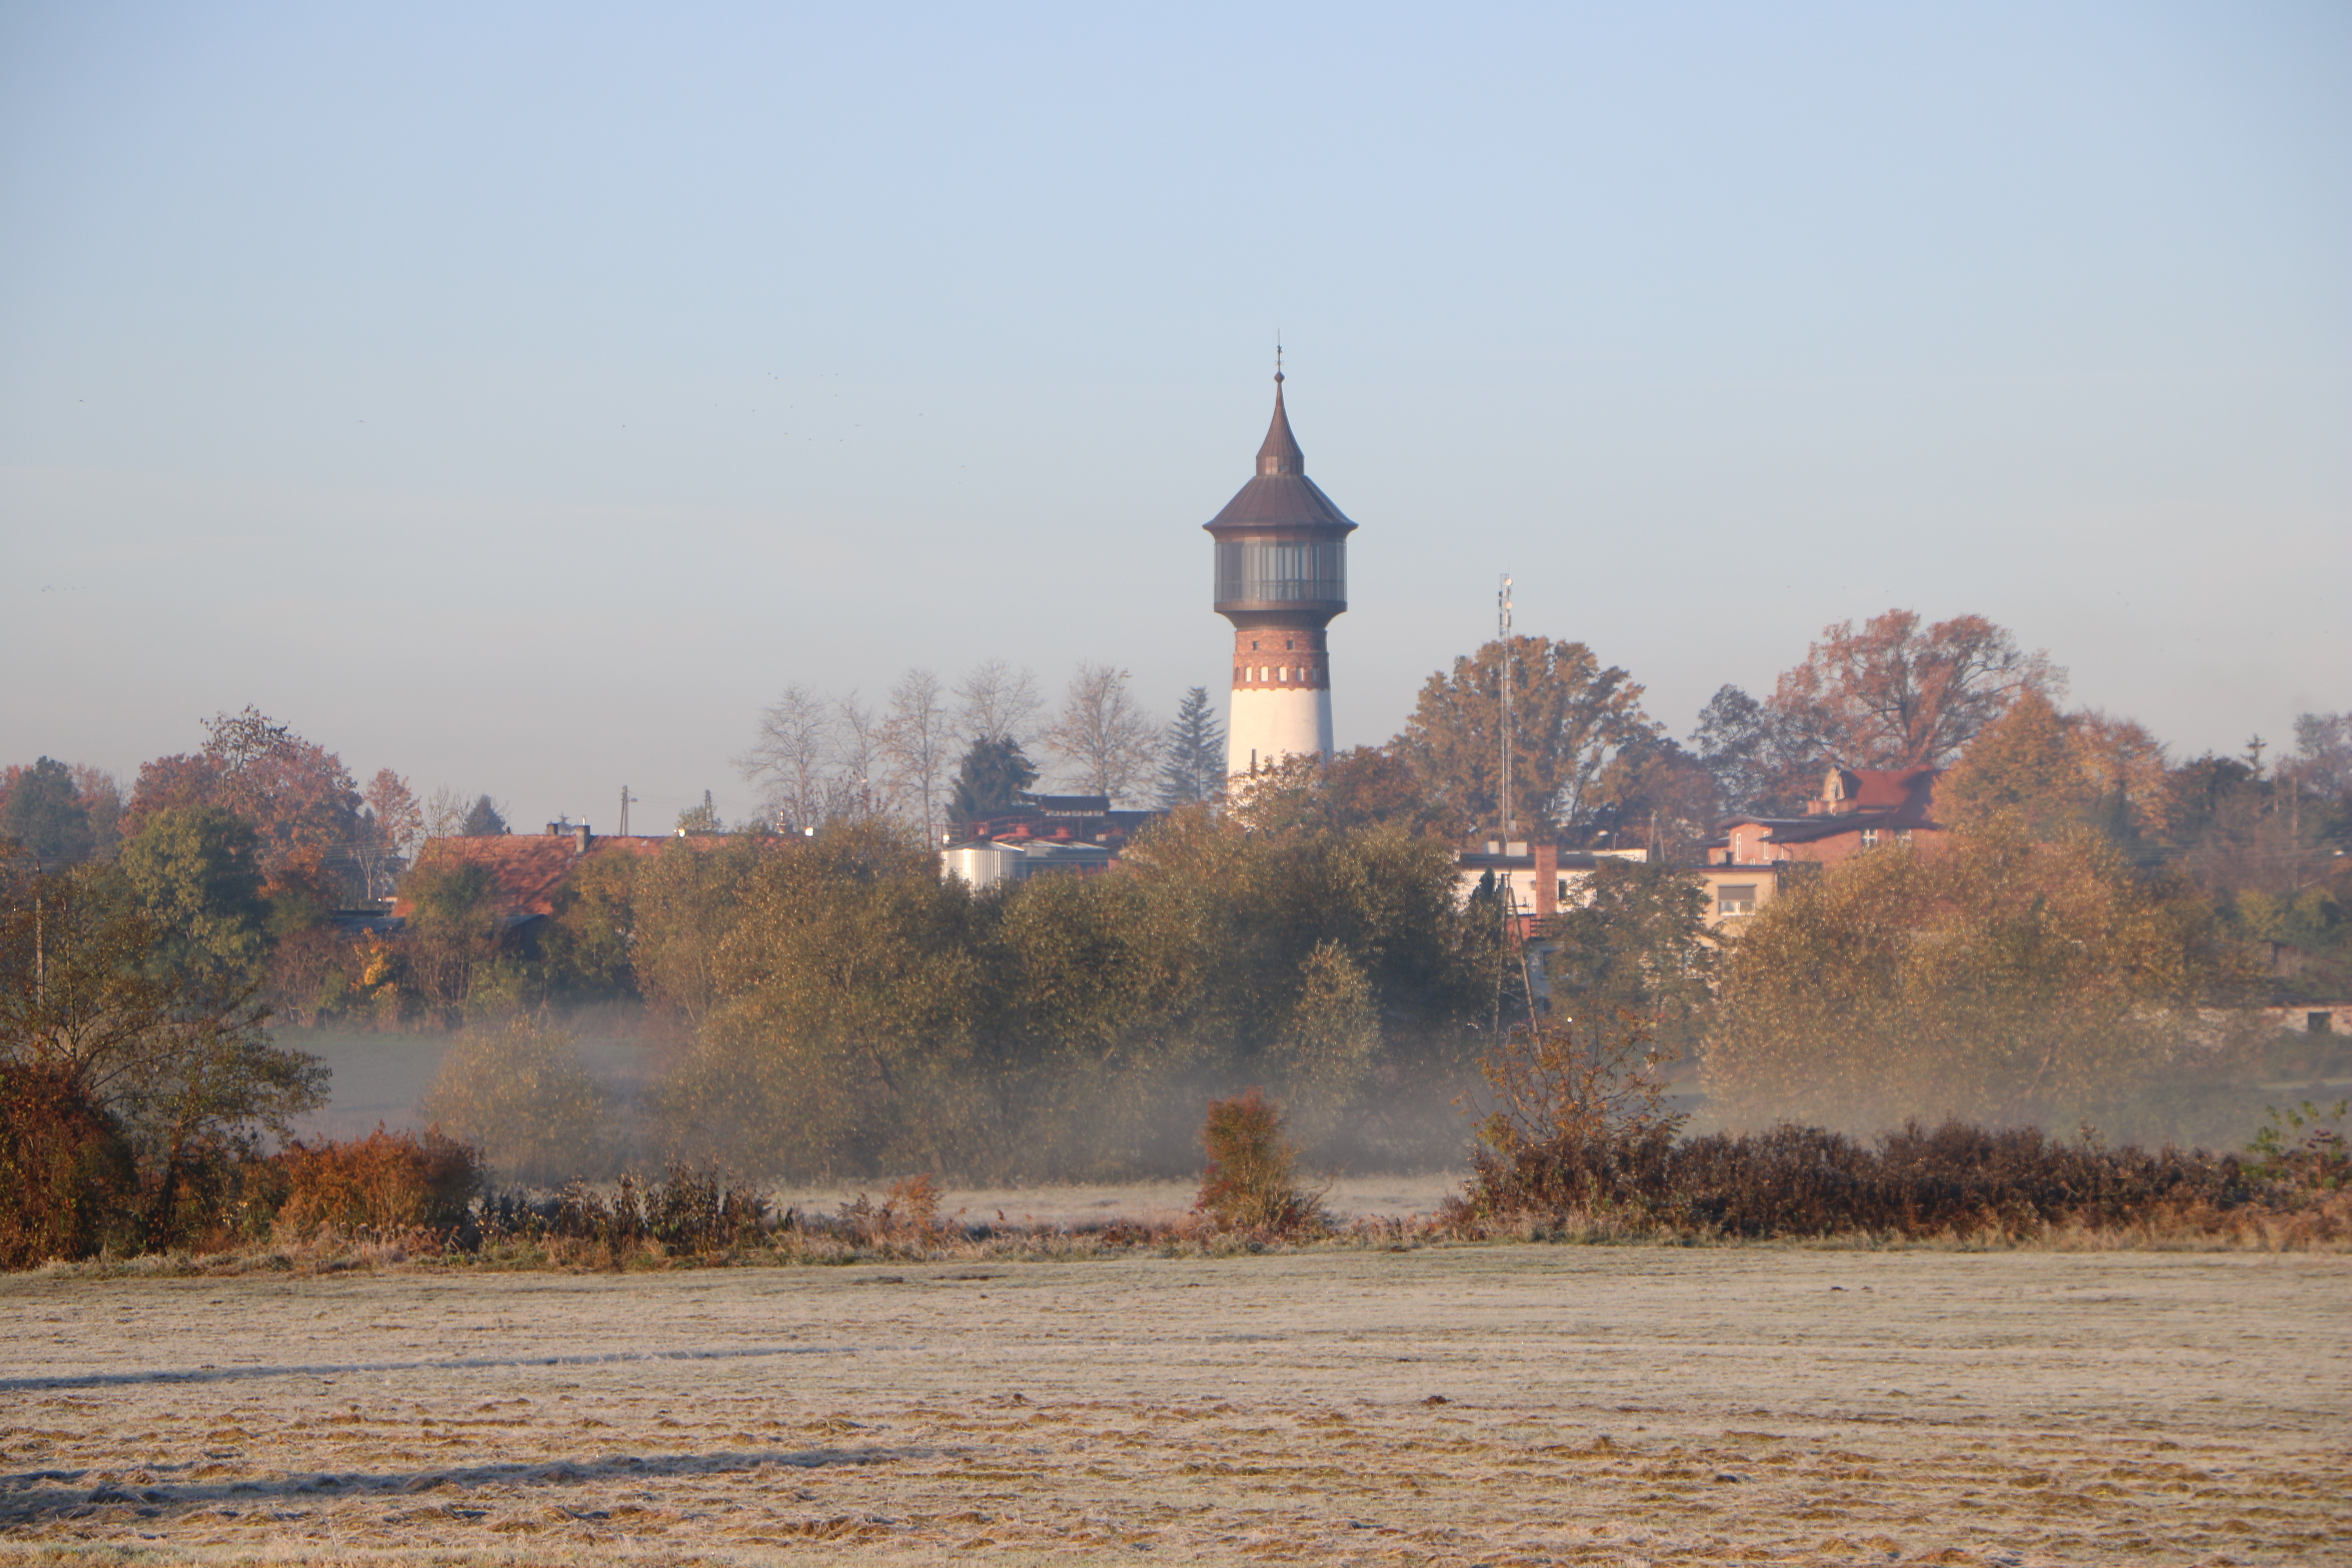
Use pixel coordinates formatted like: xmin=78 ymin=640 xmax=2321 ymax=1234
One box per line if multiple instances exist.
xmin=1205 ymin=376 xmax=1358 ymax=536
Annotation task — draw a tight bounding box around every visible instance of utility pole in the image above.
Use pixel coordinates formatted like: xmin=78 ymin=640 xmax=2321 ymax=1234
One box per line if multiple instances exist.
xmin=1498 ymin=573 xmax=1514 ymax=840
xmin=618 ymin=784 xmax=637 ymax=838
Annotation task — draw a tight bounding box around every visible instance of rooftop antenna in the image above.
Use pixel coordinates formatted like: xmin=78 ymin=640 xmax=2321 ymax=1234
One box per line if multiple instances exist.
xmin=619 ymin=784 xmax=638 ymax=837
xmin=1499 ymin=574 xmax=1514 ymax=840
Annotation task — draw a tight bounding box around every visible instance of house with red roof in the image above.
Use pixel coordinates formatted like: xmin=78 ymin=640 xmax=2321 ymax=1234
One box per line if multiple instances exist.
xmin=392 ymin=822 xmax=733 ymax=936
xmin=1693 ymin=766 xmax=1948 ymax=928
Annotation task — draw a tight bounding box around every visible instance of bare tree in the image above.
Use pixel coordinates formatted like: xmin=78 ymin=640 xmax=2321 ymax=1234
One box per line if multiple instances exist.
xmin=423 ymin=786 xmax=472 ymax=840
xmin=882 ymin=668 xmax=953 ymax=842
xmin=955 ymin=658 xmax=1043 ymax=748
xmin=831 ymin=691 xmax=898 ymax=821
xmin=740 ymin=684 xmax=836 ymax=830
xmin=1044 ymin=662 xmax=1161 ymax=804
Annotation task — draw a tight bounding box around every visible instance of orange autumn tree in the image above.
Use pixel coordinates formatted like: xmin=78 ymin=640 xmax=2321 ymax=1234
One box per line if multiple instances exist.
xmin=125 ymin=709 xmax=363 ymax=877
xmin=1770 ymin=610 xmax=2065 ymax=773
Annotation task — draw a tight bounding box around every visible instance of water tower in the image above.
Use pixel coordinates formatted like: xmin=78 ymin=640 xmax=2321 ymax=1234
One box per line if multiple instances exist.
xmin=1207 ymin=361 xmax=1358 ymax=777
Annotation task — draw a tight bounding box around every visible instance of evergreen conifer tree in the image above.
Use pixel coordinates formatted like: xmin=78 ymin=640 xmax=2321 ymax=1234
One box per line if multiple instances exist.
xmin=1156 ymin=688 xmax=1227 ymax=808
xmin=948 ymin=737 xmax=1038 ymax=827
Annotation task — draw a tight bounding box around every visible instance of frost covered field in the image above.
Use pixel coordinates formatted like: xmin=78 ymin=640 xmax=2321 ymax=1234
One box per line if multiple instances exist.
xmin=3 ymin=1247 xmax=2346 ymax=1566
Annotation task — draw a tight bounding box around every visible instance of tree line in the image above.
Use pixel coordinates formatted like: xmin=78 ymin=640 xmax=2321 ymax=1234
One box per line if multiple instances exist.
xmin=3 ymin=608 xmax=2348 ymax=1192
xmin=737 ymin=659 xmax=1225 ymax=841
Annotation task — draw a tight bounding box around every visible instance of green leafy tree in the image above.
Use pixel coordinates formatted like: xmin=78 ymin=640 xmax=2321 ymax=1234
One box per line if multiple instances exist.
xmin=632 ymin=806 xmax=1491 ymax=1180
xmin=1688 ymin=685 xmax=1804 ymax=816
xmin=399 ymin=858 xmax=502 ymax=1019
xmin=71 ymin=765 xmax=127 ymax=862
xmin=655 ymin=822 xmax=985 ymax=1176
xmin=2289 ymin=711 xmax=2352 ymax=813
xmin=0 ymin=856 xmax=326 ymax=1238
xmin=1156 ymin=687 xmax=1228 ymax=808
xmin=119 ymin=806 xmax=273 ymax=980
xmin=1270 ymin=940 xmax=1381 ymax=1140
xmin=1230 ymin=747 xmax=1466 ymax=838
xmin=0 ymin=758 xmax=95 ymax=869
xmin=1400 ymin=635 xmax=1653 ymax=839
xmin=418 ymin=1017 xmax=619 ymax=1184
xmin=630 ymin=836 xmax=769 ymax=1026
xmin=543 ymin=845 xmax=644 ymax=998
xmin=1541 ymin=860 xmax=1716 ymax=1061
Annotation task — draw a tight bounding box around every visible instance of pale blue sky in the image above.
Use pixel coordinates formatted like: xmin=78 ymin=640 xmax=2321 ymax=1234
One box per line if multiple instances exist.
xmin=3 ymin=2 xmax=2345 ymax=829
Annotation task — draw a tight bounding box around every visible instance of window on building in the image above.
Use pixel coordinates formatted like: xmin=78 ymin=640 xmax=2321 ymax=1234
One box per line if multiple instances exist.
xmin=1860 ymin=828 xmax=1880 ymax=849
xmin=1216 ymin=539 xmax=1347 ymax=606
xmin=1718 ymin=884 xmax=1758 ymax=916
xmin=2312 ymin=1011 xmax=2335 ymax=1035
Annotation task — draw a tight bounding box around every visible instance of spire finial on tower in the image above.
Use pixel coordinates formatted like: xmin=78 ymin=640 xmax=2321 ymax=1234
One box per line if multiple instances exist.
xmin=1253 ymin=348 xmax=1304 ymax=477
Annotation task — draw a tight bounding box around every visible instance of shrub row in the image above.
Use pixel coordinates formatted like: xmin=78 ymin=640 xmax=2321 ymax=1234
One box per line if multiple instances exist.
xmin=1448 ymin=1116 xmax=2317 ymax=1239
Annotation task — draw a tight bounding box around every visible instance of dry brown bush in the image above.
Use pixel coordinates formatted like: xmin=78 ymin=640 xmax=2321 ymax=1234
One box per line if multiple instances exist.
xmin=523 ymin=1166 xmax=767 ymax=1265
xmin=270 ymin=1125 xmax=479 ymax=1243
xmin=1195 ymin=1089 xmax=1325 ymax=1236
xmin=0 ymin=1061 xmax=139 ymax=1267
xmin=836 ymin=1173 xmax=949 ymax=1245
xmin=1446 ymin=1114 xmax=2339 ymax=1242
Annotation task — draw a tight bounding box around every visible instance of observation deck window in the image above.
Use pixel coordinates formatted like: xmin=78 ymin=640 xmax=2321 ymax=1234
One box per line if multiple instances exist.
xmin=1216 ymin=540 xmax=1345 ymax=605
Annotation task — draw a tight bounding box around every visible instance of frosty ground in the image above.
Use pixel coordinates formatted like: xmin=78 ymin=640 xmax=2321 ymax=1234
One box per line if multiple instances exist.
xmin=2 ymin=1245 xmax=2344 ymax=1566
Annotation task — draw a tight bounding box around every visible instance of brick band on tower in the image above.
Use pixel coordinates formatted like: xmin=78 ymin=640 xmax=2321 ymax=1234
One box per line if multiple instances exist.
xmin=1231 ymin=627 xmax=1330 ymax=690
xmin=1205 ymin=366 xmax=1357 ymax=777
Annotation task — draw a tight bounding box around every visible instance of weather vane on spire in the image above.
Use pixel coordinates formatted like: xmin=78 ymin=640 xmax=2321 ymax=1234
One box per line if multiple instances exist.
xmin=1275 ymin=334 xmax=1283 ymax=384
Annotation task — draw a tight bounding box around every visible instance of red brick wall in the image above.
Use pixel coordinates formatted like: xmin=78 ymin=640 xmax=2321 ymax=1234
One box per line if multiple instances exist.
xmin=1777 ymin=826 xmax=1948 ymax=866
xmin=1231 ymin=626 xmax=1330 ymax=691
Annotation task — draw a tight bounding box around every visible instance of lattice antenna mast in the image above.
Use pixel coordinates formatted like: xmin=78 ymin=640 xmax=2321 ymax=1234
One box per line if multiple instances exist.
xmin=1498 ymin=574 xmax=1514 ymax=837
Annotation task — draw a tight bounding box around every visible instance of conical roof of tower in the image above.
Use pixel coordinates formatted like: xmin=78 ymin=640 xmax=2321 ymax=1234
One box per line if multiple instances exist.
xmin=1204 ymin=376 xmax=1358 ymax=535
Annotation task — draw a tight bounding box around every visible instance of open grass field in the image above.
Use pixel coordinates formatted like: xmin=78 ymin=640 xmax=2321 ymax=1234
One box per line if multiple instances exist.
xmin=3 ymin=1245 xmax=2345 ymax=1566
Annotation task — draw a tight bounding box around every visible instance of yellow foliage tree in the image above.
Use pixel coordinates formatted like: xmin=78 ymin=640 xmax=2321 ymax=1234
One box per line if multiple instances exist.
xmin=1706 ymin=823 xmax=2243 ymax=1135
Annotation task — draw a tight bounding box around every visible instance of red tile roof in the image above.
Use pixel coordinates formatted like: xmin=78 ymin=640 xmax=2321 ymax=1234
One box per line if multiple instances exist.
xmin=1828 ymin=766 xmax=1940 ymax=814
